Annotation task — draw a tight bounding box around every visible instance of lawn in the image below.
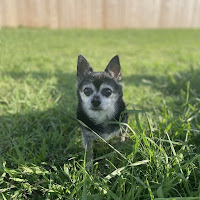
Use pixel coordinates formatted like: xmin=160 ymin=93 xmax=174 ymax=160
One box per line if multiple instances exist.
xmin=0 ymin=28 xmax=200 ymax=199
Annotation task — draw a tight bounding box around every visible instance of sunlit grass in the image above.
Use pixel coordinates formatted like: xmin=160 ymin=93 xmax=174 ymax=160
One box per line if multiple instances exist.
xmin=0 ymin=28 xmax=200 ymax=199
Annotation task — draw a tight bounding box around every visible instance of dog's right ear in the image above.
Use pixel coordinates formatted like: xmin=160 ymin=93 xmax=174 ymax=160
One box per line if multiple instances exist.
xmin=105 ymin=55 xmax=121 ymax=81
xmin=77 ymin=55 xmax=93 ymax=81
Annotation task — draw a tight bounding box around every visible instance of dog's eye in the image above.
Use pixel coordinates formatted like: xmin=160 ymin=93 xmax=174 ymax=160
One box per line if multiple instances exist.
xmin=83 ymin=87 xmax=93 ymax=96
xmin=102 ymin=88 xmax=112 ymax=97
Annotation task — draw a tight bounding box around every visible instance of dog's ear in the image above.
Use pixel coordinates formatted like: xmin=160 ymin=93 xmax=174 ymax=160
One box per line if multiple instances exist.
xmin=77 ymin=55 xmax=93 ymax=80
xmin=105 ymin=55 xmax=121 ymax=81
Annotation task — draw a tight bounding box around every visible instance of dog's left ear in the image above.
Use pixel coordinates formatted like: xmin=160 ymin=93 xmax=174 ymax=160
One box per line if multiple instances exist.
xmin=105 ymin=55 xmax=121 ymax=81
xmin=77 ymin=55 xmax=93 ymax=81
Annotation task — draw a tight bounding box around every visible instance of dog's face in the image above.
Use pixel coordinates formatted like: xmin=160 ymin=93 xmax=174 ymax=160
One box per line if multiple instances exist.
xmin=77 ymin=55 xmax=123 ymax=124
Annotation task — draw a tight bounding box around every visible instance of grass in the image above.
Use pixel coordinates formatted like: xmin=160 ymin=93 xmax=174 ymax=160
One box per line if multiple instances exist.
xmin=0 ymin=28 xmax=200 ymax=199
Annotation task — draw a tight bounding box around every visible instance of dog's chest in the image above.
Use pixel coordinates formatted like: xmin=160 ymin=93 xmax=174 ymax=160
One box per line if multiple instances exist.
xmin=82 ymin=124 xmax=121 ymax=141
xmin=87 ymin=109 xmax=113 ymax=124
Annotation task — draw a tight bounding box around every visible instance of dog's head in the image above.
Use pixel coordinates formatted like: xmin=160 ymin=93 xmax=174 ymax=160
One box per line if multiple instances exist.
xmin=77 ymin=55 xmax=124 ymax=124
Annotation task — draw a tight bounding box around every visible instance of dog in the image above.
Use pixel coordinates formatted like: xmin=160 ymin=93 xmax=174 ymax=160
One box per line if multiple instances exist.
xmin=76 ymin=55 xmax=128 ymax=170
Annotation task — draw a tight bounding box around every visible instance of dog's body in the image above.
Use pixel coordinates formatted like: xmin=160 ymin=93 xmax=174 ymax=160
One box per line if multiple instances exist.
xmin=77 ymin=55 xmax=128 ymax=169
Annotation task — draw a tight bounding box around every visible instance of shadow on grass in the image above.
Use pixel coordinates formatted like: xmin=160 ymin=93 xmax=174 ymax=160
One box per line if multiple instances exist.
xmin=1 ymin=67 xmax=200 ymax=167
xmin=0 ymin=71 xmax=83 ymax=166
xmin=123 ymin=67 xmax=200 ymax=97
xmin=123 ymin=67 xmax=200 ymax=148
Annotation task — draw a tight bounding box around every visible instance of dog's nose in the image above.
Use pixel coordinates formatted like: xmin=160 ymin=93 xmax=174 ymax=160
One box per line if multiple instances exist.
xmin=91 ymin=96 xmax=101 ymax=107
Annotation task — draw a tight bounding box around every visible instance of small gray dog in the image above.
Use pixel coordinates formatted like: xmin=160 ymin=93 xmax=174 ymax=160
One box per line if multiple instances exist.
xmin=77 ymin=55 xmax=128 ymax=169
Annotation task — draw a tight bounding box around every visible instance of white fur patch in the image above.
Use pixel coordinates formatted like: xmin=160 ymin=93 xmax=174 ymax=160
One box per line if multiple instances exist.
xmin=79 ymin=83 xmax=119 ymax=124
